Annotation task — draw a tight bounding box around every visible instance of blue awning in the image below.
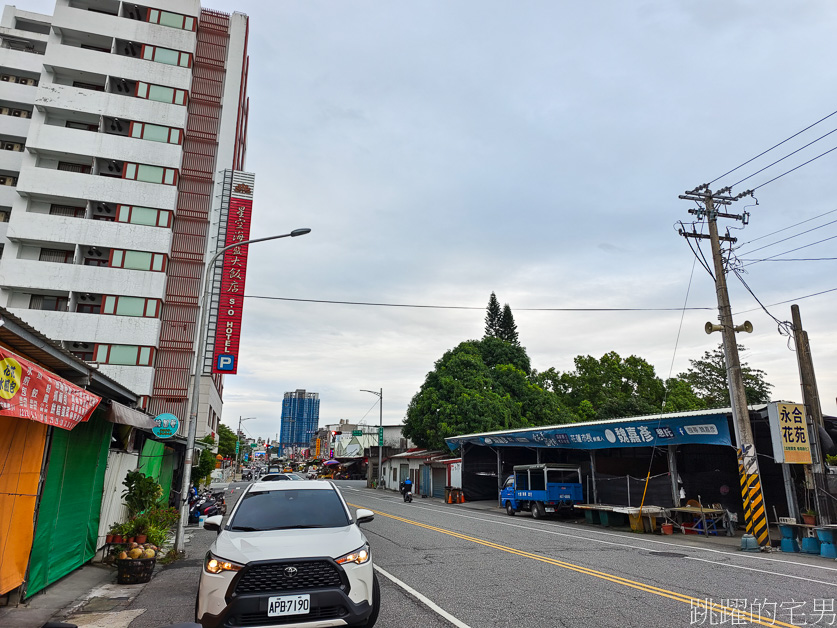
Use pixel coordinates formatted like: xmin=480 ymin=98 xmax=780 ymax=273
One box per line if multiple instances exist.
xmin=445 ymin=411 xmax=733 ymax=451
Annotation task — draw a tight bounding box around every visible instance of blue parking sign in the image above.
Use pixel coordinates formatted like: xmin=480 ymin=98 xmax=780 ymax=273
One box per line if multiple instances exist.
xmin=216 ymin=354 xmax=236 ymax=371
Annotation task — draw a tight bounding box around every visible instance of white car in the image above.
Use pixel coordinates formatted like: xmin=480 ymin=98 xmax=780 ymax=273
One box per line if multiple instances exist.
xmin=196 ymin=480 xmax=379 ymax=628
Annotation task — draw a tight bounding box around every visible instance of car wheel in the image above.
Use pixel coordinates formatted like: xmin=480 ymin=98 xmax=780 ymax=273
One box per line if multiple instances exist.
xmin=532 ymin=502 xmax=545 ymax=519
xmin=353 ymin=572 xmax=380 ymax=627
xmin=505 ymin=501 xmax=515 ymax=516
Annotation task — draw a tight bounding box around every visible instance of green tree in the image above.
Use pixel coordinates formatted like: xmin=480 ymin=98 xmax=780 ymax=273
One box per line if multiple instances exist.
xmin=217 ymin=423 xmax=238 ymax=458
xmin=498 ymin=304 xmax=519 ymax=345
xmin=484 ymin=292 xmax=502 ymax=338
xmin=678 ymin=344 xmax=772 ymax=407
xmin=194 ymin=435 xmax=217 ymax=486
xmin=403 ymin=338 xmax=571 ymax=450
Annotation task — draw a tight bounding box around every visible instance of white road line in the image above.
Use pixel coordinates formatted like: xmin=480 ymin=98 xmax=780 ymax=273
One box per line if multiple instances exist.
xmin=358 ymin=491 xmax=837 ymax=575
xmin=374 ymin=565 xmax=472 ymax=628
xmin=685 ymin=556 xmax=837 ymax=587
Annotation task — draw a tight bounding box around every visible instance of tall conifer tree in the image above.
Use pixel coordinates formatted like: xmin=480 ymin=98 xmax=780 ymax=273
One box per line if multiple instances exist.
xmin=484 ymin=292 xmax=502 ymax=338
xmin=499 ymin=304 xmax=519 ymax=345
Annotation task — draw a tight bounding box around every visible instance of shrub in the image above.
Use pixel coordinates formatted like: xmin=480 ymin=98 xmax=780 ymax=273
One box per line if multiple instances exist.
xmin=122 ymin=470 xmax=163 ymax=517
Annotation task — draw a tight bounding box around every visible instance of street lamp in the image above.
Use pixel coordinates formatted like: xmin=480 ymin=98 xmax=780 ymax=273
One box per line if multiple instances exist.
xmin=174 ymin=228 xmax=311 ymax=553
xmin=360 ymin=388 xmax=383 ymax=489
xmin=236 ymin=416 xmax=257 ymax=477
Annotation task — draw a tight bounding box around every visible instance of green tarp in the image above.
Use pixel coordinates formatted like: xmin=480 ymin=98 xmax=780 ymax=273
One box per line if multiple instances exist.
xmin=158 ymin=446 xmax=175 ymax=505
xmin=26 ymin=411 xmax=111 ymax=597
xmin=137 ymin=439 xmax=164 ymax=480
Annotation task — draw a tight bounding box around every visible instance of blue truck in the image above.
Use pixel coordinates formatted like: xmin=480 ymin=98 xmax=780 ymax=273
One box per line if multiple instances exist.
xmin=500 ymin=463 xmax=583 ymax=519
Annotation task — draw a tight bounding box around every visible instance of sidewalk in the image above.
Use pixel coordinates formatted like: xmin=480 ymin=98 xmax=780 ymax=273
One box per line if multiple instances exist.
xmin=0 ymin=526 xmax=215 ymax=628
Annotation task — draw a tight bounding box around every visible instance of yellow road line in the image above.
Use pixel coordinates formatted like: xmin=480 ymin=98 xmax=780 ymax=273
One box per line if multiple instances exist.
xmin=350 ymin=504 xmax=799 ymax=628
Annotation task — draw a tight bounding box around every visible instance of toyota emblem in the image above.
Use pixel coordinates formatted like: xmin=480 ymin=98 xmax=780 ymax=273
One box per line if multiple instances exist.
xmin=284 ymin=566 xmax=298 ymax=578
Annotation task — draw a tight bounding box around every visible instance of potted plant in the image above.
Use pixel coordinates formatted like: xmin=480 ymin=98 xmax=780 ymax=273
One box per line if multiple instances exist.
xmin=131 ymin=514 xmax=149 ymax=544
xmin=111 ymin=522 xmax=125 ymax=544
xmin=802 ymin=509 xmax=817 ymax=526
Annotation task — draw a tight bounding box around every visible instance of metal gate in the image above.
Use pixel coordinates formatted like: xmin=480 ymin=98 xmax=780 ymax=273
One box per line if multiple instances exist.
xmin=432 ymin=467 xmax=446 ymax=499
xmin=421 ymin=466 xmax=431 ymax=497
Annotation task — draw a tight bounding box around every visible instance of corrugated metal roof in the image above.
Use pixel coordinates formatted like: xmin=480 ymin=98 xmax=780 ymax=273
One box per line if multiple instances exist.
xmin=446 ymin=405 xmax=770 ymax=442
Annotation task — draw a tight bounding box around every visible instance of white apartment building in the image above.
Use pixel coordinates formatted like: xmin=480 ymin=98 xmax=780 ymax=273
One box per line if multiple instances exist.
xmin=0 ymin=0 xmax=250 ymax=441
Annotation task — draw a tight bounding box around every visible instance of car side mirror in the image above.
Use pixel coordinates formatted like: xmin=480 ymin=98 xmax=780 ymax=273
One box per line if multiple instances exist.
xmin=203 ymin=514 xmax=223 ymax=532
xmin=356 ymin=508 xmax=374 ymax=524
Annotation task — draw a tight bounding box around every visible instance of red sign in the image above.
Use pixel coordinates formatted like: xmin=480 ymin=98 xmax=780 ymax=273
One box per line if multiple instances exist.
xmin=211 ymin=172 xmax=254 ymax=374
xmin=0 ymin=347 xmax=101 ymax=430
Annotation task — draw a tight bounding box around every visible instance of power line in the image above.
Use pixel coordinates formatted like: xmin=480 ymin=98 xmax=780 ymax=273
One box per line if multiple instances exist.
xmin=734 ymin=285 xmax=837 ymax=315
xmin=742 ymin=233 xmax=837 ymax=266
xmin=739 ymin=257 xmax=837 ymax=262
xmin=243 ymin=295 xmax=714 ymax=312
xmin=729 ymin=127 xmax=837 ymax=189
xmin=708 ymin=107 xmax=837 ymax=185
xmin=738 ymin=207 xmax=837 ymax=247
xmin=751 ymin=143 xmax=837 ymax=191
xmin=736 ymin=217 xmax=837 ymax=256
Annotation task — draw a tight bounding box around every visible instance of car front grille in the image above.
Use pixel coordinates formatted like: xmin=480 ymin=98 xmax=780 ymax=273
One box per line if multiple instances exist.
xmin=237 ymin=606 xmax=346 ymax=627
xmin=233 ymin=560 xmax=346 ymax=596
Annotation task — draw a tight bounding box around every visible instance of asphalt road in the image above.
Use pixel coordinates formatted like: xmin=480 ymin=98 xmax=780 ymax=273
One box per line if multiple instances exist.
xmin=336 ymin=481 xmax=837 ymax=628
xmin=129 ymin=479 xmax=837 ymax=628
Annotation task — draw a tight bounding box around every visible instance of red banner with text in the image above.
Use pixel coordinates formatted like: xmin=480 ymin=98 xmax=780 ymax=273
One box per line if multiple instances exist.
xmin=0 ymin=347 xmax=101 ymax=430
xmin=212 ymin=173 xmax=254 ymax=374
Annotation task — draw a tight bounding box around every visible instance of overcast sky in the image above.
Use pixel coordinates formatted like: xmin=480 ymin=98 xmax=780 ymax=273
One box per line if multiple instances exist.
xmin=26 ymin=1 xmax=837 ymax=440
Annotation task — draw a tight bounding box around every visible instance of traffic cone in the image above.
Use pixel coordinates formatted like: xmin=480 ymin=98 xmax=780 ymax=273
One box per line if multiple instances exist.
xmin=458 ymin=491 xmax=465 ymax=504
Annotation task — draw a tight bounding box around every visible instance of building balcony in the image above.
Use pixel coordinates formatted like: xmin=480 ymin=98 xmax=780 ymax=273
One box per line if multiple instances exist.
xmin=98 ymin=364 xmax=154 ymax=396
xmin=27 ymin=123 xmax=183 ymax=170
xmin=0 ymin=184 xmax=18 ymax=208
xmin=6 ymin=211 xmax=171 ymax=254
xmin=0 ymin=80 xmax=38 ymax=107
xmin=0 ymin=257 xmax=166 ymax=299
xmin=43 ymin=42 xmax=192 ymax=93
xmin=8 ymin=308 xmax=162 ymax=347
xmin=16 ymin=167 xmax=178 ymax=210
xmin=0 ymin=149 xmax=23 ymax=172
xmin=53 ymin=3 xmax=196 ymax=55
xmin=0 ymin=114 xmax=33 ymax=139
xmin=0 ymin=46 xmax=47 ymax=73
xmin=34 ymin=82 xmax=187 ymax=129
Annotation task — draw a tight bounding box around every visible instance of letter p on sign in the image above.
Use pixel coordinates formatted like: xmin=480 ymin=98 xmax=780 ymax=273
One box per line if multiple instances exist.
xmin=216 ymin=354 xmax=236 ymax=372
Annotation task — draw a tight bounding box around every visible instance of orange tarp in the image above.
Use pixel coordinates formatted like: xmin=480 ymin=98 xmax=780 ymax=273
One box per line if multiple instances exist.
xmin=0 ymin=415 xmax=47 ymax=595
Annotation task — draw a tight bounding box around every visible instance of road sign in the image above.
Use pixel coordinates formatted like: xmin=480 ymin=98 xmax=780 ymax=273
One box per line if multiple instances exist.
xmin=352 ymin=430 xmax=363 ymax=436
xmin=235 ymin=441 xmax=240 ymax=454
xmin=250 ymin=443 xmax=258 ymax=447
xmin=378 ymin=427 xmax=384 ymax=446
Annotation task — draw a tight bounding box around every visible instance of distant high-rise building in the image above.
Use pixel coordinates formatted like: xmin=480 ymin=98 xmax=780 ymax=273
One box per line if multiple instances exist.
xmin=280 ymin=389 xmax=320 ymax=448
xmin=0 ymin=1 xmax=251 ymax=441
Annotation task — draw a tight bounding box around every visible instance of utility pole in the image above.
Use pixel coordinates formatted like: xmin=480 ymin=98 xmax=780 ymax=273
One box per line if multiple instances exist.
xmin=791 ymin=304 xmax=831 ymax=524
xmin=679 ymin=184 xmax=770 ymax=546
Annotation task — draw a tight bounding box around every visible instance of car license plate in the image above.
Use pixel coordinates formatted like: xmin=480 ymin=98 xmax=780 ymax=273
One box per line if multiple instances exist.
xmin=545 ymin=507 xmax=556 ymax=512
xmin=267 ymin=594 xmax=310 ymax=617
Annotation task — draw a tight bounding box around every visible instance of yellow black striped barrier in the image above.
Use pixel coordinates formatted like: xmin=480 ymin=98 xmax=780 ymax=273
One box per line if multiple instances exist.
xmin=737 ymin=445 xmax=769 ymax=547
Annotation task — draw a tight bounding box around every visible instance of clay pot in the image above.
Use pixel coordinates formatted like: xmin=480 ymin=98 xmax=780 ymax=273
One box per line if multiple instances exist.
xmin=113 ymin=535 xmax=124 ymax=543
xmin=106 ymin=534 xmax=114 ymax=544
xmin=802 ymin=514 xmax=817 ymax=526
xmin=136 ymin=535 xmax=147 ymax=544
xmin=127 ymin=537 xmax=136 ymax=543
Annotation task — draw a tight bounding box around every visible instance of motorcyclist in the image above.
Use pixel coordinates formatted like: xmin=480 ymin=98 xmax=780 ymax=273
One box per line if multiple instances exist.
xmin=400 ymin=478 xmax=413 ymax=499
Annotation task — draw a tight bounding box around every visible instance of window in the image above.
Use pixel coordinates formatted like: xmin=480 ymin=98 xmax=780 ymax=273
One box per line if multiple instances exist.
xmin=76 ymin=303 xmax=101 ymax=314
xmin=0 ymin=74 xmax=34 ymax=85
xmin=122 ymin=162 xmax=178 ymax=186
xmin=94 ymin=344 xmax=155 ymax=366
xmin=72 ymin=81 xmax=105 ymax=92
xmin=140 ymin=45 xmax=192 ymax=68
xmin=1 ymin=107 xmax=31 ymax=118
xmin=2 ymin=142 xmax=23 ymax=151
xmin=29 ymin=294 xmax=68 ymax=311
xmin=135 ymin=82 xmax=187 ymax=105
xmin=109 ymin=249 xmax=167 ymax=272
xmin=116 ymin=205 xmax=172 ymax=228
xmin=147 ymin=8 xmax=196 ymax=31
xmin=101 ymin=295 xmax=161 ymax=318
xmin=129 ymin=122 xmax=182 ymax=144
xmin=39 ymin=248 xmax=74 ymax=264
xmin=65 ymin=120 xmax=99 ymax=132
xmin=50 ymin=204 xmax=85 ymax=217
xmin=58 ymin=161 xmax=92 ymax=174
xmin=0 ymin=211 xmax=9 ymax=222
xmin=84 ymin=257 xmax=108 ymax=266
xmin=80 ymin=43 xmax=111 ymax=53
xmin=0 ymin=176 xmax=17 ymax=186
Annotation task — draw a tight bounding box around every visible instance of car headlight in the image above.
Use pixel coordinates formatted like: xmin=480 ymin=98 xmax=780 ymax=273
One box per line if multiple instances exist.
xmin=204 ymin=552 xmax=244 ymax=574
xmin=335 ymin=543 xmax=370 ymax=565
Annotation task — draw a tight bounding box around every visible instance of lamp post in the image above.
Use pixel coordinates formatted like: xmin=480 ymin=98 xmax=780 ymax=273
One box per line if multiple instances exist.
xmin=236 ymin=416 xmax=257 ymax=478
xmin=360 ymin=388 xmax=383 ymax=489
xmin=174 ymin=228 xmax=311 ymax=554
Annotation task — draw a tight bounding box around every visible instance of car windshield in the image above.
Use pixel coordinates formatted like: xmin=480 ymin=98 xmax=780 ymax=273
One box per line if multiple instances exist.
xmin=230 ymin=488 xmax=350 ymax=530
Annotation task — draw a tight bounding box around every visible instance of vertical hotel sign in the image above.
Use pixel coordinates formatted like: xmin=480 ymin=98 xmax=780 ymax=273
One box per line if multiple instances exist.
xmin=212 ymin=171 xmax=254 ymax=374
xmin=767 ymin=402 xmax=813 ymax=464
